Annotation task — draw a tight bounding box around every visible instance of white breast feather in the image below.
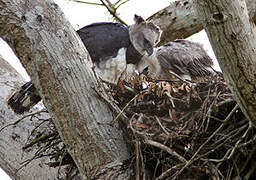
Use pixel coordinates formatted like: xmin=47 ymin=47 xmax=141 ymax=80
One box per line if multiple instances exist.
xmin=95 ymin=48 xmax=127 ymax=84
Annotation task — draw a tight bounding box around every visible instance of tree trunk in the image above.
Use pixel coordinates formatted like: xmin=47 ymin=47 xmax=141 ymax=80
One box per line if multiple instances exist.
xmin=148 ymin=0 xmax=256 ymax=45
xmin=0 ymin=0 xmax=132 ymax=178
xmin=194 ymin=0 xmax=256 ymax=125
xmin=0 ymin=55 xmax=60 ymax=179
xmin=2 ymin=0 xmax=256 ymax=178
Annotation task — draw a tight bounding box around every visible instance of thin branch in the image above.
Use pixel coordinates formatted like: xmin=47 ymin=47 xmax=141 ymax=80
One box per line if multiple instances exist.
xmin=0 ymin=110 xmax=48 ymax=133
xmin=227 ymin=123 xmax=251 ymax=160
xmin=115 ymin=0 xmax=130 ymax=9
xmin=111 ymin=93 xmax=139 ymax=124
xmin=168 ymin=70 xmax=193 ymax=85
xmin=135 ymin=140 xmax=140 ymax=180
xmin=144 ymin=139 xmax=187 ymax=163
xmin=156 ymin=164 xmax=184 ymax=180
xmin=22 ymin=132 xmax=58 ymax=150
xmin=71 ymin=0 xmax=103 ymax=6
xmin=154 ymin=116 xmax=169 ymax=135
xmin=99 ymin=0 xmax=128 ymax=25
xmin=171 ymin=104 xmax=239 ymax=179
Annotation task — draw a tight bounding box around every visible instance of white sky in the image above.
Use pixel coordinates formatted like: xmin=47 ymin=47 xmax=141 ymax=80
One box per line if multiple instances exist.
xmin=0 ymin=0 xmax=219 ymax=179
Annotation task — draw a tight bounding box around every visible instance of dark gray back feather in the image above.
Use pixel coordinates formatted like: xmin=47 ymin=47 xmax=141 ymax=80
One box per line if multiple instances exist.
xmin=77 ymin=22 xmax=142 ymax=64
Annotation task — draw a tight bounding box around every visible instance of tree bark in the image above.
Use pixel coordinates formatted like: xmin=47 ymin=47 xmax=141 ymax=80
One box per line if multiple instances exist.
xmin=148 ymin=0 xmax=256 ymax=45
xmin=194 ymin=0 xmax=256 ymax=125
xmin=0 ymin=55 xmax=60 ymax=179
xmin=0 ymin=0 xmax=132 ymax=178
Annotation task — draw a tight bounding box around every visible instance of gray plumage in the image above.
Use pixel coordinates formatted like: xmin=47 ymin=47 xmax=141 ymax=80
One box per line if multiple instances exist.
xmin=157 ymin=39 xmax=214 ymax=79
xmin=136 ymin=39 xmax=214 ymax=81
xmin=129 ymin=15 xmax=162 ymax=56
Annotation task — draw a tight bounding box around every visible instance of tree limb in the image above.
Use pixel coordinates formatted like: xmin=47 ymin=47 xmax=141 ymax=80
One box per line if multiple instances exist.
xmin=194 ymin=0 xmax=256 ymax=125
xmin=148 ymin=0 xmax=256 ymax=45
xmin=0 ymin=0 xmax=132 ymax=178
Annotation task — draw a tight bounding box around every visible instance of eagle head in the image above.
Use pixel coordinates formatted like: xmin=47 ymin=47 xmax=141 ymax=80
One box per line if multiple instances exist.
xmin=129 ymin=15 xmax=162 ymax=57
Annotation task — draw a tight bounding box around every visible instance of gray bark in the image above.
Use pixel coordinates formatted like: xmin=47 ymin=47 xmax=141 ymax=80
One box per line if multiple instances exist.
xmin=148 ymin=0 xmax=256 ymax=45
xmin=1 ymin=0 xmax=256 ymax=178
xmin=0 ymin=55 xmax=59 ymax=179
xmin=194 ymin=0 xmax=256 ymax=125
xmin=0 ymin=0 xmax=132 ymax=178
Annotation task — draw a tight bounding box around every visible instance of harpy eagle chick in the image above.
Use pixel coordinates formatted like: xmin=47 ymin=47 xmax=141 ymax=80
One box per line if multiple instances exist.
xmin=7 ymin=15 xmax=161 ymax=114
xmin=136 ymin=39 xmax=215 ymax=82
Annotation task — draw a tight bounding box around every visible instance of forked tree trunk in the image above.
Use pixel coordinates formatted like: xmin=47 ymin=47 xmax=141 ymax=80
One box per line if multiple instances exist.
xmin=194 ymin=0 xmax=256 ymax=125
xmin=1 ymin=0 xmax=256 ymax=178
xmin=0 ymin=0 xmax=132 ymax=178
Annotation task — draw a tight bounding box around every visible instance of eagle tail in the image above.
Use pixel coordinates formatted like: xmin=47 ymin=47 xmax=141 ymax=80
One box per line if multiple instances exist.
xmin=7 ymin=81 xmax=41 ymax=114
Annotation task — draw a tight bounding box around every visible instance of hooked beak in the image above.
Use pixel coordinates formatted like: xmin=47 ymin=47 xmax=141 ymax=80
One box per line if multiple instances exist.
xmin=145 ymin=46 xmax=153 ymax=56
xmin=143 ymin=38 xmax=154 ymax=56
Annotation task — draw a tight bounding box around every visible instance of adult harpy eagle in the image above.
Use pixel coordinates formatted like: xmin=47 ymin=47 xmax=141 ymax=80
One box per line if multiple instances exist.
xmin=7 ymin=15 xmax=162 ymax=114
xmin=136 ymin=39 xmax=215 ymax=81
xmin=76 ymin=15 xmax=161 ymax=84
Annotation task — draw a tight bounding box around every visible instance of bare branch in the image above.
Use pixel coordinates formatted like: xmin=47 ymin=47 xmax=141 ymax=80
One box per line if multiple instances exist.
xmin=144 ymin=139 xmax=187 ymax=163
xmin=71 ymin=0 xmax=103 ymax=6
xmin=171 ymin=104 xmax=239 ymax=179
xmin=115 ymin=0 xmax=130 ymax=9
xmin=99 ymin=0 xmax=128 ymax=25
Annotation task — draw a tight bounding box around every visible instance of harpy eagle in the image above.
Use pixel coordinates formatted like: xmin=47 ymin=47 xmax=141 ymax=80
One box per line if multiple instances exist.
xmin=7 ymin=15 xmax=161 ymax=114
xmin=77 ymin=15 xmax=161 ymax=84
xmin=136 ymin=39 xmax=215 ymax=82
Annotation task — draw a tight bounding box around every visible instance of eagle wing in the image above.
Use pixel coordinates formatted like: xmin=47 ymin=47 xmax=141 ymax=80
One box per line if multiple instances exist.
xmin=77 ymin=22 xmax=130 ymax=64
xmin=156 ymin=39 xmax=214 ymax=79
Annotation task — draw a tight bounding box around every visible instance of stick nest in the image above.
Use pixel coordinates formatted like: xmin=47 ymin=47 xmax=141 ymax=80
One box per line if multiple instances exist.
xmin=21 ymin=73 xmax=256 ymax=179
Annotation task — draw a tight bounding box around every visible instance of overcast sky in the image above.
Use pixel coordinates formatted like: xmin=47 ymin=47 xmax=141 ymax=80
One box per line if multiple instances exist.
xmin=0 ymin=0 xmax=219 ymax=179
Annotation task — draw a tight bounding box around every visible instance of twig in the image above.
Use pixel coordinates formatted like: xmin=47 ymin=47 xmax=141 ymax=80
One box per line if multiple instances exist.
xmin=99 ymin=0 xmax=128 ymax=25
xmin=129 ymin=116 xmax=155 ymax=137
xmin=144 ymin=139 xmax=187 ymax=163
xmin=155 ymin=116 xmax=169 ymax=135
xmin=156 ymin=164 xmax=184 ymax=180
xmin=238 ymin=133 xmax=256 ymax=148
xmin=164 ymin=92 xmax=175 ymax=108
xmin=204 ymin=91 xmax=221 ymax=132
xmin=244 ymin=160 xmax=256 ymax=180
xmin=168 ymin=70 xmax=193 ymax=85
xmin=71 ymin=0 xmax=103 ymax=6
xmin=0 ymin=110 xmax=48 ymax=133
xmin=27 ymin=119 xmax=51 ymax=143
xmin=171 ymin=104 xmax=239 ymax=179
xmin=197 ymin=122 xmax=248 ymax=165
xmin=199 ymin=88 xmax=212 ymax=131
xmin=135 ymin=140 xmax=140 ymax=180
xmin=111 ymin=93 xmax=139 ymax=124
xmin=227 ymin=122 xmax=251 ymax=160
xmin=57 ymin=149 xmax=67 ymax=178
xmin=115 ymin=0 xmax=130 ymax=9
xmin=23 ymin=132 xmax=58 ymax=150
